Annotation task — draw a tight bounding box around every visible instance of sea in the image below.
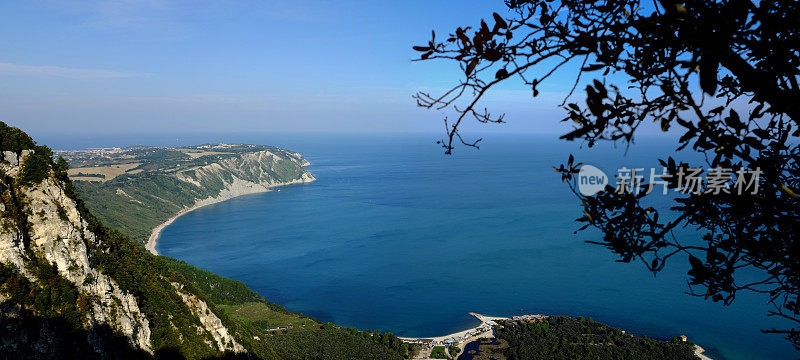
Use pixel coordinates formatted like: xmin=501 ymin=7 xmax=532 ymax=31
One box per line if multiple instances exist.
xmin=40 ymin=132 xmax=797 ymax=360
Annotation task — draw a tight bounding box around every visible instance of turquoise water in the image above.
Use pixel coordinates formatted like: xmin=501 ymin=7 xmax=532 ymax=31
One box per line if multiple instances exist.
xmin=149 ymin=134 xmax=793 ymax=360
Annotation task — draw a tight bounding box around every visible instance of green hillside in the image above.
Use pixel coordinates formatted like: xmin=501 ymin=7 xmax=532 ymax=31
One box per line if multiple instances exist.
xmin=492 ymin=316 xmax=697 ymax=360
xmin=162 ymin=258 xmax=412 ymax=359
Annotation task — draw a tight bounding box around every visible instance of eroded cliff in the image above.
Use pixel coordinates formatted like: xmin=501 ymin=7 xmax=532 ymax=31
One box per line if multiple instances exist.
xmin=0 ymin=125 xmax=248 ymax=359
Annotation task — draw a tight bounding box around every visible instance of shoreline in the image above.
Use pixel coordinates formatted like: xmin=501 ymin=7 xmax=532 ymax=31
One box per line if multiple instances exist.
xmin=400 ymin=313 xmax=510 ymax=344
xmin=401 ymin=313 xmax=712 ymax=360
xmin=695 ymin=345 xmax=712 ymax=360
xmin=401 ymin=313 xmax=507 ymax=359
xmin=146 ymin=176 xmax=314 ymax=255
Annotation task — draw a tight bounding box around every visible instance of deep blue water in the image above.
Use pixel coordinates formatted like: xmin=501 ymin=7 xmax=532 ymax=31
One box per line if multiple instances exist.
xmin=49 ymin=133 xmax=793 ymax=360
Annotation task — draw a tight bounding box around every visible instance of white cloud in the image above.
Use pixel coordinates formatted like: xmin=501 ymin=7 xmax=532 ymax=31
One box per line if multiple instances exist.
xmin=0 ymin=62 xmax=143 ymax=79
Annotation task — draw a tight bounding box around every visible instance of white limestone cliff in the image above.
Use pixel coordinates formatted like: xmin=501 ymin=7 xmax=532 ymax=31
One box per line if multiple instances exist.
xmin=0 ymin=150 xmax=247 ymax=356
xmin=0 ymin=150 xmax=153 ymax=353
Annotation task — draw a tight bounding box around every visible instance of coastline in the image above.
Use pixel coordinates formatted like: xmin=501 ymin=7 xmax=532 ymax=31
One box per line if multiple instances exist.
xmin=400 ymin=313 xmax=507 ymax=359
xmin=146 ymin=175 xmax=315 ymax=255
xmin=400 ymin=313 xmax=713 ymax=360
xmin=400 ymin=313 xmax=509 ymax=344
xmin=695 ymin=345 xmax=712 ymax=360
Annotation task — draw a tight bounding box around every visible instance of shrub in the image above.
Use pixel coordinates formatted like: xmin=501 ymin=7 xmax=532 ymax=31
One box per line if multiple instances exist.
xmin=19 ymin=146 xmax=54 ymax=186
xmin=0 ymin=121 xmax=35 ymax=154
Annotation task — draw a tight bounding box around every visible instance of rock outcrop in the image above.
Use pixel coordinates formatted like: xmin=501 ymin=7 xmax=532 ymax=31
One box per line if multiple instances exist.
xmin=1 ymin=150 xmax=152 ymax=354
xmin=171 ymin=282 xmax=244 ymax=352
xmin=0 ymin=126 xmax=255 ymax=358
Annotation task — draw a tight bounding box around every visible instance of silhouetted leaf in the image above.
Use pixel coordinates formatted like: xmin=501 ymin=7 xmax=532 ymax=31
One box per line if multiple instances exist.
xmin=495 ymin=68 xmax=509 ymax=79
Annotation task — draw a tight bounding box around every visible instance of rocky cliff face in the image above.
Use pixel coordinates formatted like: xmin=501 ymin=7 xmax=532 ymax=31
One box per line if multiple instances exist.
xmin=0 ymin=150 xmax=150 ymax=355
xmin=0 ymin=130 xmax=250 ymax=359
xmin=176 ymin=149 xmax=314 ymax=188
xmin=170 ymin=282 xmax=244 ymax=352
xmin=173 ymin=149 xmax=315 ymax=206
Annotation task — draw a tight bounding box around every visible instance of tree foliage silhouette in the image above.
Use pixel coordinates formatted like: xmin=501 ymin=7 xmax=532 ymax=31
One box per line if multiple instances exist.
xmin=414 ymin=0 xmax=800 ymax=349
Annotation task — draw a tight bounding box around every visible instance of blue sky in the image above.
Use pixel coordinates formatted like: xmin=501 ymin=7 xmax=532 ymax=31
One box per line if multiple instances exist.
xmin=0 ymin=1 xmax=588 ymax=135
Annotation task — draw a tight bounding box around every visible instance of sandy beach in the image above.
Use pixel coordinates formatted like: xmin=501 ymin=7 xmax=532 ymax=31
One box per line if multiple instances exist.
xmin=399 ymin=313 xmax=505 ymax=359
xmin=146 ymin=188 xmax=271 ymax=255
xmin=399 ymin=313 xmax=513 ymax=343
xmin=400 ymin=313 xmax=508 ymax=355
xmin=146 ymin=176 xmax=314 ymax=255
